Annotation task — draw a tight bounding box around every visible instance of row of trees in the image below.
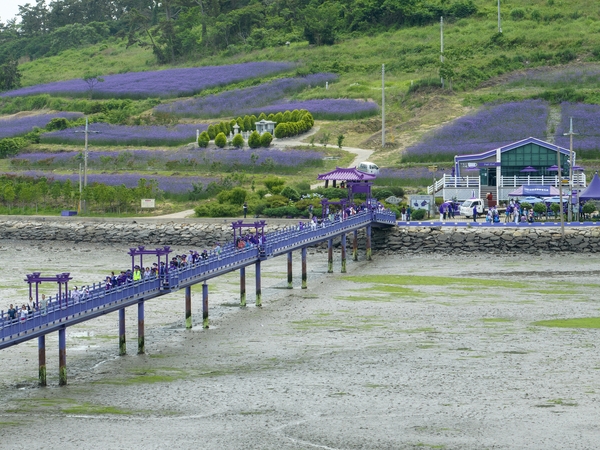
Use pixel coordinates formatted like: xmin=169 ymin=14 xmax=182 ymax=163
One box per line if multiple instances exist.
xmin=0 ymin=0 xmax=478 ymax=64
xmin=0 ymin=175 xmax=160 ymax=214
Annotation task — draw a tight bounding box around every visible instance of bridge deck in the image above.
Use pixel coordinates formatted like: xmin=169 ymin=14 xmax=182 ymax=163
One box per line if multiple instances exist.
xmin=0 ymin=210 xmax=395 ymax=350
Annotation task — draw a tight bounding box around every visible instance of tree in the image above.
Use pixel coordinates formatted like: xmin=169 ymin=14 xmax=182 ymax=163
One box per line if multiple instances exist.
xmin=214 ymin=132 xmax=227 ymax=148
xmin=248 ymin=130 xmax=261 ymax=148
xmin=0 ymin=59 xmax=21 ymax=92
xmin=232 ymin=133 xmax=244 ymax=148
xmin=260 ymin=132 xmax=272 ymax=147
xmin=198 ymin=131 xmax=210 ymax=147
xmin=337 ymin=134 xmax=345 ymax=149
xmin=83 ymin=72 xmax=104 ymax=99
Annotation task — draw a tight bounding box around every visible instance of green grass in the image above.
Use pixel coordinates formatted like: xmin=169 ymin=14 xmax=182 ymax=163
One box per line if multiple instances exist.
xmin=4 ymin=0 xmax=600 ymax=203
xmin=533 ymin=317 xmax=600 ymax=328
xmin=343 ymin=274 xmax=529 ymax=289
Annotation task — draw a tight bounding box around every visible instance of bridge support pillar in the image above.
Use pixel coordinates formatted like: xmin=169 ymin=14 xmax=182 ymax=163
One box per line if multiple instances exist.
xmin=202 ymin=282 xmax=209 ymax=329
xmin=38 ymin=335 xmax=46 ymax=387
xmin=58 ymin=327 xmax=67 ymax=386
xmin=119 ymin=308 xmax=126 ymax=356
xmin=185 ymin=285 xmax=192 ymax=329
xmin=301 ymin=247 xmax=307 ymax=289
xmin=327 ymin=238 xmax=333 ymax=273
xmin=138 ymin=301 xmax=145 ymax=354
xmin=255 ymin=261 xmax=262 ymax=307
xmin=287 ymin=252 xmax=293 ymax=289
xmin=353 ymin=230 xmax=358 ymax=261
xmin=240 ymin=267 xmax=246 ymax=307
xmin=366 ymin=225 xmax=372 ymax=261
xmin=341 ymin=234 xmax=347 ymax=273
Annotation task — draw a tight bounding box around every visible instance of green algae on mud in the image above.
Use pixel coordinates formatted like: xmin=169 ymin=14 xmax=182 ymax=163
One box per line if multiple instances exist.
xmin=533 ymin=317 xmax=600 ymax=329
xmin=6 ymin=397 xmax=136 ymax=416
xmin=342 ymin=275 xmax=528 ymax=289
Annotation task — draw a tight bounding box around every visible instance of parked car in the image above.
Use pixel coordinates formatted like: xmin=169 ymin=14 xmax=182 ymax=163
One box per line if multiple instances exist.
xmin=460 ymin=199 xmax=486 ymax=218
xmin=357 ymin=161 xmax=380 ymax=175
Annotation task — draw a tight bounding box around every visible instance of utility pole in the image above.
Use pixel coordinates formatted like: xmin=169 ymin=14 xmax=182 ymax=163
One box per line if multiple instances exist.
xmin=75 ymin=117 xmax=99 ymax=214
xmin=498 ymin=0 xmax=502 ymax=33
xmin=564 ymin=117 xmax=577 ymax=221
xmin=556 ymin=145 xmax=564 ymax=237
xmin=381 ymin=63 xmax=385 ymax=147
xmin=440 ymin=17 xmax=444 ymax=89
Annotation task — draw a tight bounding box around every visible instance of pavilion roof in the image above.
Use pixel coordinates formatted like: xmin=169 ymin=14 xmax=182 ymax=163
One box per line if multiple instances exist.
xmin=317 ymin=167 xmax=376 ymax=181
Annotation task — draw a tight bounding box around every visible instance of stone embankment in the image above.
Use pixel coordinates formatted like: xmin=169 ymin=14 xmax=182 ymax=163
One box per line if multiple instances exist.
xmin=0 ymin=217 xmax=599 ymax=253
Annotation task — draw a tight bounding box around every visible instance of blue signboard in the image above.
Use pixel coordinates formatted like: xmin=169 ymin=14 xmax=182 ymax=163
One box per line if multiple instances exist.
xmin=522 ymin=185 xmax=552 ymax=196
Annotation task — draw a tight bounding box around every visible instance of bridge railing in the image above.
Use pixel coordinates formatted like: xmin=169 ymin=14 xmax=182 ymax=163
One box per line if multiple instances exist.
xmin=1 ymin=208 xmax=396 ymax=345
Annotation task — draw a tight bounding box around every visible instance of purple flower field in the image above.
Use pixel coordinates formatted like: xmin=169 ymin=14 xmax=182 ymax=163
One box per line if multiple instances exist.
xmin=555 ymin=103 xmax=600 ymax=154
xmin=505 ymin=66 xmax=600 ymax=88
xmin=12 ymin=148 xmax=325 ymax=169
xmin=0 ymin=113 xmax=83 ymax=138
xmin=250 ymin=99 xmax=379 ymax=120
xmin=1 ymin=62 xmax=295 ymax=100
xmin=4 ymin=170 xmax=217 ymax=193
xmin=154 ymin=73 xmax=337 ymax=118
xmin=40 ymin=122 xmax=209 ymax=147
xmin=403 ymin=100 xmax=549 ymax=161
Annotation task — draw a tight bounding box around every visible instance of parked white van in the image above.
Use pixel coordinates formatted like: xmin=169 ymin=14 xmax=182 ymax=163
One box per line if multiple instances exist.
xmin=460 ymin=199 xmax=486 ymax=218
xmin=357 ymin=161 xmax=380 ymax=175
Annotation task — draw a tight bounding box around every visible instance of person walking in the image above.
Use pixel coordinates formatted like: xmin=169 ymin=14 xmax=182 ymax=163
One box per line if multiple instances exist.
xmin=243 ymin=201 xmax=248 ymax=218
xmin=472 ymin=204 xmax=478 ymax=222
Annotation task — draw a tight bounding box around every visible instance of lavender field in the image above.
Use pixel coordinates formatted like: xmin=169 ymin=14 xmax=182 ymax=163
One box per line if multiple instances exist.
xmin=40 ymin=122 xmax=209 ymax=147
xmin=0 ymin=112 xmax=83 ymax=138
xmin=1 ymin=62 xmax=294 ymax=100
xmin=252 ymin=99 xmax=379 ymax=120
xmin=505 ymin=65 xmax=600 ymax=89
xmin=555 ymin=103 xmax=600 ymax=156
xmin=12 ymin=147 xmax=325 ymax=172
xmin=4 ymin=170 xmax=217 ymax=194
xmin=402 ymin=100 xmax=550 ymax=162
xmin=154 ymin=73 xmax=337 ymax=118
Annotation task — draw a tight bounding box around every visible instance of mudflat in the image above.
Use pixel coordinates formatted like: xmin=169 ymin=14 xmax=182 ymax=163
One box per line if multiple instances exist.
xmin=1 ymin=239 xmax=599 ymax=449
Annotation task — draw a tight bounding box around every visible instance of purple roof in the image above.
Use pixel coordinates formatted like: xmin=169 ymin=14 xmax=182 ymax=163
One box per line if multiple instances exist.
xmin=317 ymin=167 xmax=376 ymax=181
xmin=579 ymin=173 xmax=600 ymax=200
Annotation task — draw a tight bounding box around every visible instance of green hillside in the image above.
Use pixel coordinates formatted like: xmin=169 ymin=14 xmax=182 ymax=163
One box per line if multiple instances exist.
xmin=1 ymin=0 xmax=600 ymax=216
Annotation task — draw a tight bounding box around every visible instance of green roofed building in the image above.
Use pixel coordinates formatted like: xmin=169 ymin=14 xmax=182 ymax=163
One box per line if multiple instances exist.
xmin=430 ymin=137 xmax=587 ymax=202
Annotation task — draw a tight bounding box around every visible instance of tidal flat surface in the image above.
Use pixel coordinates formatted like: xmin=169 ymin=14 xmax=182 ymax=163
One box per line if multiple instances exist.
xmin=0 ymin=240 xmax=599 ymax=449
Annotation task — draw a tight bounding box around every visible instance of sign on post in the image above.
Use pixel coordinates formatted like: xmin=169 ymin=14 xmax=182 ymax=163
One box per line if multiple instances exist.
xmin=141 ymin=199 xmax=155 ymax=208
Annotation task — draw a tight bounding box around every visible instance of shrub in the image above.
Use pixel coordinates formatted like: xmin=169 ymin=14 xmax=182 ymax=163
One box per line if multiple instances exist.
xmin=265 ymin=194 xmax=289 ymax=207
xmin=583 ymin=201 xmax=596 ymax=216
xmin=509 ymin=8 xmax=525 ymax=20
xmin=198 ymin=131 xmax=210 ymax=148
xmin=194 ymin=202 xmax=242 ymax=217
xmin=214 ymin=132 xmax=227 ymax=148
xmin=45 ymin=117 xmax=69 ymax=131
xmin=232 ymin=133 xmax=244 ymax=148
xmin=248 ymin=131 xmax=261 ymax=148
xmin=373 ymin=188 xmax=394 ymax=200
xmin=411 ymin=209 xmax=427 ymax=220
xmin=260 ymin=132 xmax=273 ymax=147
xmin=217 ymin=187 xmax=248 ymax=205
xmin=280 ymin=186 xmax=301 ymax=201
xmin=533 ymin=202 xmax=547 ymax=216
xmin=274 ymin=123 xmax=287 ymax=138
xmin=263 ymin=206 xmax=301 ymax=217
xmin=0 ymin=137 xmax=28 ymax=158
xmin=520 ymin=202 xmax=532 ymax=211
xmin=207 ymin=124 xmax=217 ymax=140
xmin=264 ymin=176 xmax=285 ymax=194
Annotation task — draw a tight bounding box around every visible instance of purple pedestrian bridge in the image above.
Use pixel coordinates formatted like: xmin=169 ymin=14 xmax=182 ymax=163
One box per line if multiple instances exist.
xmin=0 ymin=209 xmax=395 ymax=386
